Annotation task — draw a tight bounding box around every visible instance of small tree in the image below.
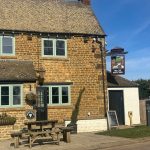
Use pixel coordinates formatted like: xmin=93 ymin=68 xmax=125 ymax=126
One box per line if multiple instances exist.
xmin=134 ymin=79 xmax=150 ymax=100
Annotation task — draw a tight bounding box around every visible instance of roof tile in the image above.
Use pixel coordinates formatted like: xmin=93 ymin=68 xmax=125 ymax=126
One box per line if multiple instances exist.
xmin=0 ymin=0 xmax=105 ymax=35
xmin=0 ymin=60 xmax=36 ymax=82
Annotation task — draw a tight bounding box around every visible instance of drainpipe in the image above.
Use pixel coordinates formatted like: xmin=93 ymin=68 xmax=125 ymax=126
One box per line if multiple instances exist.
xmin=96 ymin=39 xmax=107 ymax=117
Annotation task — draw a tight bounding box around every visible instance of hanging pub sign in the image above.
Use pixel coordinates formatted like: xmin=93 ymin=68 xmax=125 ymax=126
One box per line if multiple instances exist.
xmin=111 ymin=47 xmax=126 ymax=75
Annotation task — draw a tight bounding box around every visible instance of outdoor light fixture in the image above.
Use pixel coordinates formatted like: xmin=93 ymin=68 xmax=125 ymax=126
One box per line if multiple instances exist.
xmin=83 ymin=37 xmax=88 ymax=43
xmin=36 ymin=67 xmax=46 ymax=85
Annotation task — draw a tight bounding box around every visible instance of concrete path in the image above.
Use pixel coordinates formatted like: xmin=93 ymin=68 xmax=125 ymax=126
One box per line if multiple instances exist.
xmin=0 ymin=132 xmax=149 ymax=150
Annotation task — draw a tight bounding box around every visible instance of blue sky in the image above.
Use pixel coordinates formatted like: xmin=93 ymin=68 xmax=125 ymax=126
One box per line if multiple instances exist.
xmin=91 ymin=0 xmax=150 ymax=80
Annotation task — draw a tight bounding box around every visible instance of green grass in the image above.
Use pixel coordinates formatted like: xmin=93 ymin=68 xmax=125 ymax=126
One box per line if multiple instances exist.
xmin=96 ymin=126 xmax=150 ymax=138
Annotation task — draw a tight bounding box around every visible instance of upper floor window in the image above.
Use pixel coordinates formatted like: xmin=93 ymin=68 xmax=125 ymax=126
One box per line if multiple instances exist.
xmin=0 ymin=36 xmax=15 ymax=56
xmin=0 ymin=85 xmax=22 ymax=107
xmin=42 ymin=38 xmax=67 ymax=57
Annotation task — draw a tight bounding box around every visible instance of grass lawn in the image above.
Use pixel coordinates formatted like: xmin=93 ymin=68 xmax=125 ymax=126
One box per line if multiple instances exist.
xmin=96 ymin=126 xmax=150 ymax=138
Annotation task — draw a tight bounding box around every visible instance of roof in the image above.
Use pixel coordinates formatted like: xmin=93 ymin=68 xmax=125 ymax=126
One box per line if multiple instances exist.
xmin=0 ymin=0 xmax=105 ymax=36
xmin=107 ymin=71 xmax=138 ymax=87
xmin=0 ymin=60 xmax=36 ymax=82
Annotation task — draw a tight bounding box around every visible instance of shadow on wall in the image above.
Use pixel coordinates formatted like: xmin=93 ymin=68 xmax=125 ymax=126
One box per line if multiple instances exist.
xmin=70 ymin=87 xmax=85 ymax=125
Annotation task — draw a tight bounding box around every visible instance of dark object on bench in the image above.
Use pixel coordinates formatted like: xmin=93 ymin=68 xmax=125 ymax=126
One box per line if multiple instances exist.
xmin=60 ymin=127 xmax=73 ymax=143
xmin=67 ymin=123 xmax=77 ymax=134
xmin=11 ymin=131 xmax=22 ymax=148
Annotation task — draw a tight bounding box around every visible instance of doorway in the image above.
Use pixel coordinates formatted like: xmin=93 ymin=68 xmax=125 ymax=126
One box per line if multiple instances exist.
xmin=109 ymin=90 xmax=125 ymax=125
xmin=36 ymin=87 xmax=49 ymax=121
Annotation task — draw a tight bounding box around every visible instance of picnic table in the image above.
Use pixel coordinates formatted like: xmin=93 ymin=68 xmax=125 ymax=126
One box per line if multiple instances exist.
xmin=24 ymin=120 xmax=58 ymax=131
xmin=11 ymin=120 xmax=73 ymax=148
xmin=24 ymin=120 xmax=60 ymax=148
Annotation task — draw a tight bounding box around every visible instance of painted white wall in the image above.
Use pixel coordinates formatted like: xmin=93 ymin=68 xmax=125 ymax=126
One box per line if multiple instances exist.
xmin=108 ymin=88 xmax=140 ymax=126
xmin=65 ymin=119 xmax=108 ymax=132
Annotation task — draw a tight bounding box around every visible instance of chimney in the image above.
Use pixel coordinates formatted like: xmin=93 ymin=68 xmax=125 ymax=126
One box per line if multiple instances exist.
xmin=81 ymin=0 xmax=90 ymax=5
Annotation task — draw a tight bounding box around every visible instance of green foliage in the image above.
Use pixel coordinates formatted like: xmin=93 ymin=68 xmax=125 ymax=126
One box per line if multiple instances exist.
xmin=0 ymin=113 xmax=16 ymax=125
xmin=97 ymin=126 xmax=150 ymax=138
xmin=134 ymin=79 xmax=150 ymax=100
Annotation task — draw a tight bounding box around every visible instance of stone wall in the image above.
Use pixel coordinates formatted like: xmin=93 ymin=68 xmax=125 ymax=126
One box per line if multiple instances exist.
xmin=0 ymin=34 xmax=107 ymax=139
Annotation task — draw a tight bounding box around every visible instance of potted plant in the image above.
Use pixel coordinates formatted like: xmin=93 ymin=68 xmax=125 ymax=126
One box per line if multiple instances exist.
xmin=26 ymin=92 xmax=37 ymax=106
xmin=0 ymin=113 xmax=16 ymax=126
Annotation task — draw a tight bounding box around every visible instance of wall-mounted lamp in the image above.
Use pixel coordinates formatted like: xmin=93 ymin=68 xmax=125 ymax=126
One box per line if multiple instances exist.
xmin=36 ymin=67 xmax=46 ymax=85
xmin=83 ymin=37 xmax=88 ymax=43
xmin=92 ymin=45 xmax=96 ymax=53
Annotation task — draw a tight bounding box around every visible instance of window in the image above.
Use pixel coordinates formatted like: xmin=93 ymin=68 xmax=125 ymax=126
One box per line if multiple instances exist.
xmin=42 ymin=39 xmax=67 ymax=57
xmin=0 ymin=85 xmax=22 ymax=107
xmin=41 ymin=85 xmax=70 ymax=105
xmin=0 ymin=36 xmax=15 ymax=55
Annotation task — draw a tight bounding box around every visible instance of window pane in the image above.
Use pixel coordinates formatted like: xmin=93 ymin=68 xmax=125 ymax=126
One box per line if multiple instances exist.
xmin=52 ymin=87 xmax=59 ymax=95
xmin=62 ymin=87 xmax=68 ymax=95
xmin=44 ymin=40 xmax=53 ymax=47
xmin=44 ymin=48 xmax=53 ymax=55
xmin=52 ymin=87 xmax=59 ymax=104
xmin=3 ymin=37 xmax=12 ymax=45
xmin=56 ymin=40 xmax=65 ymax=56
xmin=13 ymin=96 xmax=20 ymax=105
xmin=1 ymin=87 xmax=9 ymax=95
xmin=13 ymin=86 xmax=20 ymax=95
xmin=2 ymin=46 xmax=13 ymax=54
xmin=1 ymin=96 xmax=9 ymax=105
xmin=62 ymin=96 xmax=68 ymax=103
xmin=2 ymin=37 xmax=13 ymax=54
xmin=43 ymin=87 xmax=49 ymax=104
xmin=56 ymin=48 xmax=65 ymax=56
xmin=13 ymin=86 xmax=21 ymax=105
xmin=44 ymin=40 xmax=53 ymax=56
xmin=62 ymin=87 xmax=69 ymax=104
xmin=56 ymin=41 xmax=65 ymax=49
xmin=52 ymin=96 xmax=59 ymax=104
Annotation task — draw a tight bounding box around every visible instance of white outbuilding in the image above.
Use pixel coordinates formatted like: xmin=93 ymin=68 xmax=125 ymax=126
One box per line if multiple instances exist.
xmin=107 ymin=72 xmax=141 ymax=126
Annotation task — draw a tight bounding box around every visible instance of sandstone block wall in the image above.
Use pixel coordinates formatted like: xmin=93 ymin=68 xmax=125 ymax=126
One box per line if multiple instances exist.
xmin=0 ymin=34 xmax=107 ymax=139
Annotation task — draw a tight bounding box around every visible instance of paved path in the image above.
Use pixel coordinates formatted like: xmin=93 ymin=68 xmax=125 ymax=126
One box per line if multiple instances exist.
xmin=103 ymin=141 xmax=150 ymax=150
xmin=0 ymin=132 xmax=150 ymax=150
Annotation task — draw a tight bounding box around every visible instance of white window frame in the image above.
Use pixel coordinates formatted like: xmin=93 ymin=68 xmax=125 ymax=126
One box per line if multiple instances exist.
xmin=0 ymin=36 xmax=15 ymax=56
xmin=0 ymin=84 xmax=23 ymax=107
xmin=42 ymin=38 xmax=67 ymax=58
xmin=42 ymin=85 xmax=71 ymax=106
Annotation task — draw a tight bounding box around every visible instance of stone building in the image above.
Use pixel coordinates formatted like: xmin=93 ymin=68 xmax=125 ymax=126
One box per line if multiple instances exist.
xmin=0 ymin=0 xmax=108 ymax=139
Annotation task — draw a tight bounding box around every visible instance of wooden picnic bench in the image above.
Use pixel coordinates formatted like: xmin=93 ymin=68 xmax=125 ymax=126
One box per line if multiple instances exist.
xmin=60 ymin=127 xmax=73 ymax=143
xmin=11 ymin=131 xmax=22 ymax=148
xmin=24 ymin=120 xmax=61 ymax=148
xmin=28 ymin=129 xmax=60 ymax=148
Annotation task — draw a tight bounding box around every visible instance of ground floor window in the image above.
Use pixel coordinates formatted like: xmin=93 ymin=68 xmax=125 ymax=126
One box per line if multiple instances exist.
xmin=42 ymin=85 xmax=71 ymax=105
xmin=0 ymin=85 xmax=22 ymax=107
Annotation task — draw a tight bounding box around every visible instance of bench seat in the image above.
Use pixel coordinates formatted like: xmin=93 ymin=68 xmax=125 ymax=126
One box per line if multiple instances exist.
xmin=28 ymin=129 xmax=60 ymax=148
xmin=59 ymin=127 xmax=73 ymax=143
xmin=11 ymin=131 xmax=22 ymax=148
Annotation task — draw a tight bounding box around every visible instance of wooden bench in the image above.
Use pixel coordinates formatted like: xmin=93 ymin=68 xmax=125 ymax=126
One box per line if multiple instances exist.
xmin=11 ymin=131 xmax=22 ymax=148
xmin=28 ymin=129 xmax=60 ymax=148
xmin=60 ymin=127 xmax=73 ymax=143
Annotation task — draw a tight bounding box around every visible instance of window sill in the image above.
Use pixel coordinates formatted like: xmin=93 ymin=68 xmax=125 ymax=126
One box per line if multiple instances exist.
xmin=40 ymin=57 xmax=69 ymax=61
xmin=48 ymin=105 xmax=73 ymax=109
xmin=0 ymin=107 xmax=25 ymax=111
xmin=0 ymin=56 xmax=17 ymax=59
